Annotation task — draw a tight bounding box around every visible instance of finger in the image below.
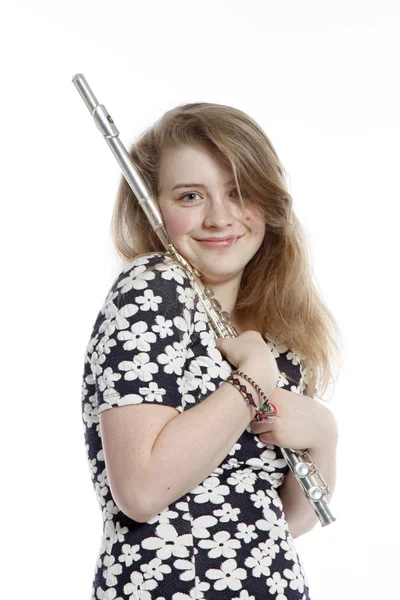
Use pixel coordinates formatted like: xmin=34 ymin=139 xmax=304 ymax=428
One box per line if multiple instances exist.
xmin=259 ymin=431 xmax=275 ymax=444
xmin=250 ymin=416 xmax=277 ymax=434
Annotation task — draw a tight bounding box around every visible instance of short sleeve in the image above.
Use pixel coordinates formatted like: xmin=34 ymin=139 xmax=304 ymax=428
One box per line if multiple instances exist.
xmin=263 ymin=332 xmax=306 ymax=394
xmin=86 ymin=253 xmax=197 ymax=415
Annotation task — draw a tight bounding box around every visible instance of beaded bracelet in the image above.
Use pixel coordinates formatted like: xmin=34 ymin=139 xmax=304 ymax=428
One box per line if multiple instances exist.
xmin=234 ymin=370 xmax=277 ymax=422
xmin=226 ymin=373 xmax=259 ymax=412
xmin=226 ymin=370 xmax=277 ymax=422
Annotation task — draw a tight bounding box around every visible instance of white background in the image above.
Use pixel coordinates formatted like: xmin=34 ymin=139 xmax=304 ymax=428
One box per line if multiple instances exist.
xmin=2 ymin=1 xmax=399 ymax=598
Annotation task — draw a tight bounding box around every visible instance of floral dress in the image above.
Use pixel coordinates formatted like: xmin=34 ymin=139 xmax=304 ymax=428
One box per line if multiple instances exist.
xmin=81 ymin=252 xmax=312 ymax=600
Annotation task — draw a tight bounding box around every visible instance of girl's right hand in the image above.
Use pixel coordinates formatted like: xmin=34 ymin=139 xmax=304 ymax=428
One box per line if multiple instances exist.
xmin=215 ymin=331 xmax=280 ymax=398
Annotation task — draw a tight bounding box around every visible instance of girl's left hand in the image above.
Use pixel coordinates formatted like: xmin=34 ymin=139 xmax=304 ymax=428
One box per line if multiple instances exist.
xmin=249 ymin=387 xmax=338 ymax=451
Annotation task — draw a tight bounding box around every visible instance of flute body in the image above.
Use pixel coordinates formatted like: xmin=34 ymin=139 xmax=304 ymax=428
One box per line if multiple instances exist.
xmin=72 ymin=73 xmax=335 ymax=527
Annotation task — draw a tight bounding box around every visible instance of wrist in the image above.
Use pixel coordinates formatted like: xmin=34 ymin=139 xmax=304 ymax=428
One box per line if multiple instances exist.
xmin=239 ymin=362 xmax=279 ymax=399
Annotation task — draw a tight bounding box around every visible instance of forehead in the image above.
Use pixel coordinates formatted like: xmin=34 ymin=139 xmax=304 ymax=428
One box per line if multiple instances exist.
xmin=158 ymin=143 xmax=232 ymax=190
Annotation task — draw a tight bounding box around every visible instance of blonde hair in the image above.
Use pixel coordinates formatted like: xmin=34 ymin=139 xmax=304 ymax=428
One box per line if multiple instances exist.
xmin=111 ymin=102 xmax=342 ymax=399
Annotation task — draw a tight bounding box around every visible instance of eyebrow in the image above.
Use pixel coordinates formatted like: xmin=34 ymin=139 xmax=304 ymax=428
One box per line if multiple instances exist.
xmin=171 ymin=179 xmax=236 ymax=191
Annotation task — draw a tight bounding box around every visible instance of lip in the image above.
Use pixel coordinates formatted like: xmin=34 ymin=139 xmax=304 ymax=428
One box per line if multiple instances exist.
xmin=195 ymin=236 xmax=242 ymax=247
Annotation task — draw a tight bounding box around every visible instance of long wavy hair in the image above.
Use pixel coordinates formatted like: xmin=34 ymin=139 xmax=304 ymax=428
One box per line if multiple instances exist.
xmin=110 ymin=102 xmax=342 ymax=399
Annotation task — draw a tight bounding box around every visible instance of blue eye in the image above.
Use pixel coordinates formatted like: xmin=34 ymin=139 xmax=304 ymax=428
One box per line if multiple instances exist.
xmin=179 ymin=193 xmax=200 ymax=203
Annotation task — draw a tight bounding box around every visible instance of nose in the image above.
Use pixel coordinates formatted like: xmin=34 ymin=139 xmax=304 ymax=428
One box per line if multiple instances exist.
xmin=203 ymin=197 xmax=236 ymax=228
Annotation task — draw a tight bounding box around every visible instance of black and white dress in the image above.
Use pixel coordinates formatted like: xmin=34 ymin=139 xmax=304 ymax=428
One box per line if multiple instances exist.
xmin=81 ymin=252 xmax=311 ymax=599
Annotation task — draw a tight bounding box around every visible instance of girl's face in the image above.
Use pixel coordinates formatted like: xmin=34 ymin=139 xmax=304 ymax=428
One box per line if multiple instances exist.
xmin=157 ymin=142 xmax=265 ymax=285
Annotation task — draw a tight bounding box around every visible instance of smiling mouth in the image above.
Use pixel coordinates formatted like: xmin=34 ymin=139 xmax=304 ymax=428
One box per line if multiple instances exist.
xmin=195 ymin=237 xmax=241 ymax=247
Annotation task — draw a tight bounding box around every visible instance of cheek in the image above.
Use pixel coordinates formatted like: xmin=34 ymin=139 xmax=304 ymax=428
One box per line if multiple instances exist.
xmin=244 ymin=211 xmax=265 ymax=236
xmin=163 ymin=210 xmax=194 ymax=240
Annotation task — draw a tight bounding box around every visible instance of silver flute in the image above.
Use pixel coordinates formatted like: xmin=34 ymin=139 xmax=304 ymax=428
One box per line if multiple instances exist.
xmin=72 ymin=73 xmax=335 ymax=527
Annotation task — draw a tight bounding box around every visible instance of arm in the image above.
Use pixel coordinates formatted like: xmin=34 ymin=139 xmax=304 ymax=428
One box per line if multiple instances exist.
xmin=250 ymin=386 xmax=339 ymax=538
xmin=131 ymin=376 xmax=264 ymax=522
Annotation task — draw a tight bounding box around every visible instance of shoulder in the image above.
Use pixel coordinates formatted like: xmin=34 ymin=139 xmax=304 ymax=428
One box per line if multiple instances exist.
xmin=111 ymin=252 xmax=191 ymax=297
xmin=101 ymin=252 xmax=196 ymax=318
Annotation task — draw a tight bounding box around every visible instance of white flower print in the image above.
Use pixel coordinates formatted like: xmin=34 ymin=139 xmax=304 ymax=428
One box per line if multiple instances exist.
xmin=138 ymin=380 xmax=167 ymax=403
xmin=111 ymin=301 xmax=140 ymax=331
xmin=192 ymin=476 xmax=230 ymax=504
xmin=94 ymin=478 xmax=108 ymax=510
xmin=141 ymin=523 xmax=192 ymax=560
xmin=85 ymin=333 xmax=99 ymax=360
xmin=235 ymin=523 xmax=258 ymax=544
xmin=259 ymin=447 xmax=287 ymax=472
xmin=102 ymin=500 xmax=119 ymax=522
xmin=188 ymin=576 xmax=210 ymax=598
xmin=290 ymin=382 xmax=302 ymax=394
xmin=86 ymin=453 xmax=98 ymax=480
xmin=199 ymin=530 xmax=241 ymax=559
xmin=267 ymin=571 xmax=288 ymax=595
xmin=173 ymin=558 xmax=195 ymax=581
xmin=147 ymin=507 xmax=180 ymax=525
xmin=194 ymin=301 xmax=209 ymax=333
xmin=213 ymin=503 xmax=241 ymax=523
xmin=255 ymin=511 xmax=287 ymax=542
xmin=177 ymin=370 xmax=199 ymax=396
xmin=152 ymin=315 xmax=174 ymax=338
xmin=114 ymin=393 xmax=143 ymax=407
xmin=195 ymin=353 xmax=221 ymax=379
xmin=280 ymin=539 xmax=297 ymax=563
xmin=117 ymin=321 xmax=156 ymax=352
xmin=156 ymin=260 xmax=187 ymax=284
xmin=140 ymin=557 xmax=172 ymax=583
xmin=96 ymin=470 xmax=110 ymax=511
xmin=118 ymin=543 xmax=141 ymax=567
xmin=97 ymin=366 xmax=121 ymax=393
xmin=186 ymin=359 xmax=214 ymax=394
xmin=157 ymin=342 xmax=186 ymax=375
xmin=277 ymin=372 xmax=289 ymax=388
xmin=101 ymin=286 xmax=120 ymax=305
xmin=103 ymin=553 xmax=123 ymax=587
xmin=210 ymin=466 xmax=224 ymax=477
xmin=121 ymin=255 xmax=152 ymax=273
xmin=244 ymin=545 xmax=272 ymax=577
xmin=228 ymin=442 xmax=241 ymax=457
xmin=284 ymin=562 xmax=304 ymax=593
xmin=174 ymin=307 xmax=194 ymax=337
xmin=232 ymin=592 xmax=256 ymax=600
xmin=82 ymin=394 xmax=99 ymax=429
xmin=135 ymin=288 xmax=163 ymax=311
xmin=250 ymin=489 xmax=272 ymax=510
xmin=199 ymin=327 xmax=215 ymax=344
xmin=119 ymin=352 xmax=159 ymax=382
xmin=264 ymin=335 xmax=288 ymax=358
xmin=259 ymin=469 xmax=285 ymax=489
xmin=177 ymin=284 xmax=195 ymax=309
xmin=96 ymin=586 xmax=123 ymax=600
xmin=286 ymin=349 xmax=300 ymax=366
xmin=123 ymin=570 xmax=156 ymax=599
xmin=260 ymin=538 xmax=280 ymax=560
xmin=192 ymin=514 xmax=219 ymax=539
xmin=110 ymin=520 xmax=129 ymax=545
xmin=221 ymin=457 xmax=242 ymax=471
xmin=181 ymin=393 xmax=196 ymax=410
xmin=206 ymin=345 xmax=233 ymax=379
xmin=99 ymin=318 xmax=117 ymax=339
xmin=118 ymin=264 xmax=156 ymax=293
xmin=206 ymin=558 xmax=247 ymax=591
xmin=91 ymin=348 xmax=107 ymax=377
xmin=227 ymin=469 xmax=258 ymax=493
